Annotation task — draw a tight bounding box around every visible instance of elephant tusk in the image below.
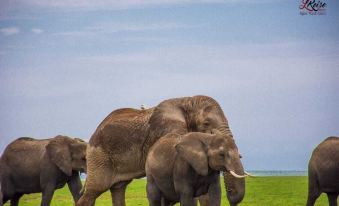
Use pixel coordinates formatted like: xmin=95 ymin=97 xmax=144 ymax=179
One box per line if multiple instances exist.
xmin=229 ymin=170 xmax=248 ymax=178
xmin=244 ymin=171 xmax=255 ymax=177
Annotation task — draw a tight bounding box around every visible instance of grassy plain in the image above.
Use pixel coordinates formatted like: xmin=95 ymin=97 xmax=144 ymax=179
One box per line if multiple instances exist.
xmin=4 ymin=176 xmax=328 ymax=206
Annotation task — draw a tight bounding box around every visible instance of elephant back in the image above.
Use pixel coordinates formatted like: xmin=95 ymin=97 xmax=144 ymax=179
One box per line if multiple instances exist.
xmin=89 ymin=107 xmax=154 ymax=153
xmin=3 ymin=137 xmax=49 ymax=158
xmin=1 ymin=137 xmax=49 ymax=177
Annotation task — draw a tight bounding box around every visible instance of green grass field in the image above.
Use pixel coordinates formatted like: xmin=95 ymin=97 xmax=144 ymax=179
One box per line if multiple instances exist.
xmin=4 ymin=176 xmax=328 ymax=206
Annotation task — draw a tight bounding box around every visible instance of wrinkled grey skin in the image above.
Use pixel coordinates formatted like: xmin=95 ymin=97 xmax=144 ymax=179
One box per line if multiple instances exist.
xmin=306 ymin=136 xmax=339 ymax=206
xmin=146 ymin=131 xmax=243 ymax=206
xmin=0 ymin=136 xmax=87 ymax=206
xmin=76 ymin=95 xmax=245 ymax=206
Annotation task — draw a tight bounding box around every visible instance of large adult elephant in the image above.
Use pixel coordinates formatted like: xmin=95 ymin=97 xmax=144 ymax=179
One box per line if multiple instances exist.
xmin=77 ymin=95 xmax=246 ymax=206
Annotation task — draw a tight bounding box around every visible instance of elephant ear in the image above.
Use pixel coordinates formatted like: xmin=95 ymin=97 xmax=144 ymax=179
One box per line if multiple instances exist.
xmin=46 ymin=136 xmax=72 ymax=176
xmin=149 ymin=98 xmax=189 ymax=137
xmin=175 ymin=135 xmax=209 ymax=176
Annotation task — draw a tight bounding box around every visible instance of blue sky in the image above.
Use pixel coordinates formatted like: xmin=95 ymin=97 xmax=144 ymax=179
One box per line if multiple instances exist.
xmin=0 ymin=0 xmax=338 ymax=170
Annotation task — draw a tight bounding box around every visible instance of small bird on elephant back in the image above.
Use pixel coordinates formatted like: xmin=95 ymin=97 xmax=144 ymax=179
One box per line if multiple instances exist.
xmin=76 ymin=95 xmax=249 ymax=206
xmin=0 ymin=135 xmax=87 ymax=206
xmin=306 ymin=136 xmax=339 ymax=206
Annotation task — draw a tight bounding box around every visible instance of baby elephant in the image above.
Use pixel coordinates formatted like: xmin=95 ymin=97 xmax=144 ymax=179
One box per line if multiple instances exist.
xmin=0 ymin=135 xmax=87 ymax=206
xmin=307 ymin=136 xmax=339 ymax=206
xmin=146 ymin=131 xmax=245 ymax=206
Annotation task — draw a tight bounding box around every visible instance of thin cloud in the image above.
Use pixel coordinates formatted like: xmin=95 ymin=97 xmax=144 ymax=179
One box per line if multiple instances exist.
xmin=0 ymin=26 xmax=20 ymax=36
xmin=54 ymin=22 xmax=192 ymax=36
xmin=31 ymin=28 xmax=43 ymax=34
xmin=5 ymin=0 xmax=283 ymax=11
xmin=88 ymin=22 xmax=189 ymax=32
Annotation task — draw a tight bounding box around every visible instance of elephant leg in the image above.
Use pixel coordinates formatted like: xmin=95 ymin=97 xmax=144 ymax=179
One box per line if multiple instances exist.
xmin=2 ymin=177 xmax=14 ymax=205
xmin=76 ymin=146 xmax=114 ymax=206
xmin=110 ymin=180 xmax=132 ymax=206
xmin=67 ymin=173 xmax=83 ymax=202
xmin=306 ymin=192 xmax=321 ymax=206
xmin=10 ymin=193 xmax=23 ymax=206
xmin=207 ymin=176 xmax=221 ymax=206
xmin=306 ymin=171 xmax=321 ymax=206
xmin=146 ymin=176 xmax=162 ymax=206
xmin=76 ymin=190 xmax=100 ymax=206
xmin=76 ymin=172 xmax=112 ymax=206
xmin=41 ymin=184 xmax=56 ymax=206
xmin=306 ymin=187 xmax=321 ymax=206
xmin=327 ymin=193 xmax=338 ymax=206
xmin=197 ymin=175 xmax=220 ymax=206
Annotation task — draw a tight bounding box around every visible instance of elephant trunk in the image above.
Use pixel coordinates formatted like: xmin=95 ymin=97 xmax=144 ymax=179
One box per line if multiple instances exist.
xmin=217 ymin=123 xmax=246 ymax=206
xmin=223 ymin=163 xmax=245 ymax=206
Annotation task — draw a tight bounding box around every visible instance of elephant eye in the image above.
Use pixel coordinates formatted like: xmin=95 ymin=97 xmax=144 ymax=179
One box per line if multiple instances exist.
xmin=203 ymin=121 xmax=210 ymax=127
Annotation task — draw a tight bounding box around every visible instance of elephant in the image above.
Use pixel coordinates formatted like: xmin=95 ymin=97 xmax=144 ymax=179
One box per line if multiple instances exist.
xmin=0 ymin=135 xmax=87 ymax=206
xmin=76 ymin=95 xmax=246 ymax=206
xmin=146 ymin=130 xmax=246 ymax=206
xmin=306 ymin=136 xmax=339 ymax=206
